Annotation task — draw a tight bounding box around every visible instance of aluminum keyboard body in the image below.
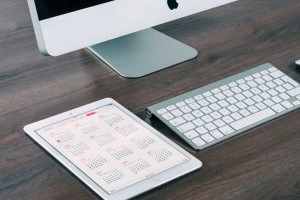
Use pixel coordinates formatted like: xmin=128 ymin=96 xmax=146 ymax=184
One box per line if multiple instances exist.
xmin=146 ymin=63 xmax=300 ymax=150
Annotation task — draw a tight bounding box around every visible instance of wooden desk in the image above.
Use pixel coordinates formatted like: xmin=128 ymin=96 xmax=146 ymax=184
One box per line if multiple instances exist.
xmin=1 ymin=0 xmax=300 ymax=199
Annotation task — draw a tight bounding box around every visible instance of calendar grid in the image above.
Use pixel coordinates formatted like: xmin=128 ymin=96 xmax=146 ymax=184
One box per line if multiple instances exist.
xmin=36 ymin=104 xmax=189 ymax=194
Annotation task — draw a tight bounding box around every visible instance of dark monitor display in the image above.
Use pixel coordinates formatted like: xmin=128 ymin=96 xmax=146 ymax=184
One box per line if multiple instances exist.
xmin=34 ymin=0 xmax=114 ymax=20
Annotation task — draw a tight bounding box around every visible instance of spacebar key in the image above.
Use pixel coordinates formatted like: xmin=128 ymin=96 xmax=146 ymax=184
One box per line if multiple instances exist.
xmin=230 ymin=108 xmax=276 ymax=131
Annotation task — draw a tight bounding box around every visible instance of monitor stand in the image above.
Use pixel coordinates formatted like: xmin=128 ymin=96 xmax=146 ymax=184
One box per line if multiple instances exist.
xmin=88 ymin=28 xmax=198 ymax=78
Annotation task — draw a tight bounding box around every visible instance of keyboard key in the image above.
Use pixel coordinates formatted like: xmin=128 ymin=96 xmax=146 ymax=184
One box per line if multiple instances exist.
xmin=203 ymin=91 xmax=212 ymax=97
xmin=231 ymin=87 xmax=243 ymax=94
xmin=271 ymin=104 xmax=286 ymax=113
xmin=198 ymin=99 xmax=209 ymax=106
xmin=209 ymin=103 xmax=221 ymax=111
xmin=258 ymin=84 xmax=269 ymax=91
xmin=243 ymin=91 xmax=254 ymax=98
xmin=213 ymin=119 xmax=226 ymax=127
xmin=287 ymin=87 xmax=300 ymax=97
xmin=184 ymin=130 xmax=199 ymax=139
xmin=205 ymin=123 xmax=217 ymax=131
xmin=171 ymin=109 xmax=184 ymax=117
xmin=229 ymin=82 xmax=237 ymax=87
xmin=266 ymin=81 xmax=277 ymax=88
xmin=271 ymin=96 xmax=282 ymax=104
xmin=202 ymin=115 xmax=214 ymax=123
xmin=169 ymin=117 xmax=186 ymax=126
xmin=180 ymin=106 xmax=192 ymax=113
xmin=236 ymin=101 xmax=247 ymax=109
xmin=223 ymin=90 xmax=234 ymax=97
xmin=192 ymin=137 xmax=206 ymax=147
xmin=201 ymin=106 xmax=213 ymax=114
xmin=177 ymin=122 xmax=196 ymax=133
xmin=196 ymin=126 xmax=208 ymax=134
xmin=210 ymin=111 xmax=222 ymax=119
xmin=206 ymin=96 xmax=218 ymax=103
xmin=210 ymin=130 xmax=224 ymax=139
xmin=157 ymin=108 xmax=167 ymax=115
xmin=262 ymin=75 xmax=273 ymax=82
xmin=212 ymin=88 xmax=221 ymax=94
xmin=252 ymin=95 xmax=263 ymax=103
xmin=268 ymin=89 xmax=279 ymax=96
xmin=166 ymin=105 xmax=176 ymax=111
xmin=247 ymin=81 xmax=258 ymax=88
xmin=263 ymin=99 xmax=275 ymax=107
xmin=176 ymin=101 xmax=186 ymax=107
xmin=220 ymin=85 xmax=229 ymax=90
xmin=230 ymin=108 xmax=276 ymax=130
xmin=193 ymin=118 xmax=205 ymax=126
xmin=260 ymin=70 xmax=268 ymax=75
xmin=275 ymin=86 xmax=286 ymax=93
xmin=234 ymin=94 xmax=246 ymax=101
xmin=192 ymin=110 xmax=204 ymax=118
xmin=239 ymin=109 xmax=251 ymax=117
xmin=293 ymin=100 xmax=300 ymax=106
xmin=239 ymin=83 xmax=250 ymax=91
xmin=222 ymin=116 xmax=234 ymax=123
xmin=194 ymin=95 xmax=203 ymax=101
xmin=215 ymin=93 xmax=226 ymax=100
xmin=226 ymin=97 xmax=238 ymax=104
xmin=189 ymin=102 xmax=201 ymax=110
xmin=250 ymin=88 xmax=262 ymax=95
xmin=219 ymin=125 xmax=235 ymax=135
xmin=245 ymin=76 xmax=253 ymax=81
xmin=219 ymin=108 xmax=231 ymax=116
xmin=237 ymin=79 xmax=245 ymax=84
xmin=280 ymin=75 xmax=290 ymax=82
xmin=185 ymin=98 xmax=195 ymax=104
xmin=281 ymin=76 xmax=299 ymax=87
xmin=201 ymin=134 xmax=215 ymax=143
xmin=244 ymin=98 xmax=255 ymax=106
xmin=162 ymin=113 xmax=174 ymax=120
xmin=254 ymin=78 xmax=265 ymax=84
xmin=270 ymin=70 xmax=284 ymax=78
xmin=253 ymin=73 xmax=261 ymax=78
xmin=231 ymin=112 xmax=243 ymax=120
xmin=281 ymin=101 xmax=293 ymax=109
xmin=255 ymin=102 xmax=267 ymax=110
xmin=227 ymin=105 xmax=239 ymax=112
xmin=247 ymin=105 xmax=259 ymax=113
xmin=268 ymin=67 xmax=277 ymax=72
xmin=260 ymin=92 xmax=271 ymax=99
xmin=273 ymin=78 xmax=284 ymax=86
xmin=279 ymin=93 xmax=290 ymax=100
xmin=183 ymin=113 xmax=195 ymax=121
xmin=282 ymin=83 xmax=294 ymax=90
xmin=218 ymin=100 xmax=229 ymax=108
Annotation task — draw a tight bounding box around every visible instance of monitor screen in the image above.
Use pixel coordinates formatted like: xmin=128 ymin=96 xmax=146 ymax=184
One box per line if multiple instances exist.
xmin=35 ymin=0 xmax=114 ymax=20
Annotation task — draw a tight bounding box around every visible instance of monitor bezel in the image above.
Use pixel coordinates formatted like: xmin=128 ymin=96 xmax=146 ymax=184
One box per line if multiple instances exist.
xmin=27 ymin=0 xmax=237 ymax=56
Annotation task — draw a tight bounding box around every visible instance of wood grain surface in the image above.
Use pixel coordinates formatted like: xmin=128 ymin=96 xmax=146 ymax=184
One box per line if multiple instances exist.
xmin=1 ymin=0 xmax=300 ymax=199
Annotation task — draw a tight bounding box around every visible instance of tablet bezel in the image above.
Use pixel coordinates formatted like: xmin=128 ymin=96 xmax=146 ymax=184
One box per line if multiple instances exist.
xmin=24 ymin=98 xmax=202 ymax=200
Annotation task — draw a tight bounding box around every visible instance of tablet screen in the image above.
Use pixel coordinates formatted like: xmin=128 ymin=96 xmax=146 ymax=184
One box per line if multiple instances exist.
xmin=36 ymin=104 xmax=189 ymax=194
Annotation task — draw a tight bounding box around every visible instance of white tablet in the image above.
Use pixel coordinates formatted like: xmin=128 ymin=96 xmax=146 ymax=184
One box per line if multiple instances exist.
xmin=24 ymin=98 xmax=202 ymax=200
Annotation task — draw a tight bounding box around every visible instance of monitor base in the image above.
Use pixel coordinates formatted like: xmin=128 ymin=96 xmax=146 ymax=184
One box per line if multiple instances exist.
xmin=88 ymin=28 xmax=198 ymax=78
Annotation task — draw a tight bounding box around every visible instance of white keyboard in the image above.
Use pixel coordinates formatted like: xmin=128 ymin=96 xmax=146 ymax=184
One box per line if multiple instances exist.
xmin=146 ymin=63 xmax=300 ymax=150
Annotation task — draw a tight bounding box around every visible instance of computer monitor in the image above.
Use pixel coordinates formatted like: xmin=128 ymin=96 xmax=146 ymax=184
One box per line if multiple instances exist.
xmin=27 ymin=0 xmax=236 ymax=78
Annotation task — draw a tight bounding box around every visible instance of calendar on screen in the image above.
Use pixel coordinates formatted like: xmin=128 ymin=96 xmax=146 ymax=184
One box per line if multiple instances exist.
xmin=36 ymin=104 xmax=189 ymax=194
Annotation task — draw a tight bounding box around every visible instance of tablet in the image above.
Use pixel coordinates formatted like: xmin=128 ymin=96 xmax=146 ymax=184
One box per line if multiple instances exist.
xmin=24 ymin=98 xmax=202 ymax=200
